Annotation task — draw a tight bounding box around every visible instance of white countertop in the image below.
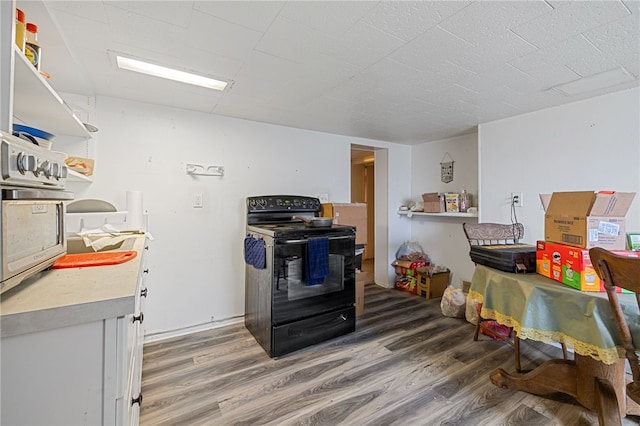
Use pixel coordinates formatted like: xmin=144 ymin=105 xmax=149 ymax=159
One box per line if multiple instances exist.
xmin=0 ymin=234 xmax=147 ymax=338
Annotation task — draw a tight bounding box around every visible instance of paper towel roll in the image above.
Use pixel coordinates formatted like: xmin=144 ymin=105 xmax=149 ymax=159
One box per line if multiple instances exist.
xmin=126 ymin=190 xmax=144 ymax=231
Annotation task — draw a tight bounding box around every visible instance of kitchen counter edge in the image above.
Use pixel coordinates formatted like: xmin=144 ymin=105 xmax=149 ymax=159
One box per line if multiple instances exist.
xmin=0 ymin=235 xmax=147 ymax=338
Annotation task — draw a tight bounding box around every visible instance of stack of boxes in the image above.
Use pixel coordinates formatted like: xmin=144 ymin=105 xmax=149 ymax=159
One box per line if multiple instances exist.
xmin=391 ymin=257 xmax=429 ymax=294
xmin=321 ymin=203 xmax=368 ymax=314
xmin=391 ymin=257 xmax=451 ymax=299
xmin=536 ymin=191 xmax=638 ymax=291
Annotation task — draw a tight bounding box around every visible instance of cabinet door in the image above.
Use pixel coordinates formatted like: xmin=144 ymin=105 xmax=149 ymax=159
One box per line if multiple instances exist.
xmin=0 ymin=321 xmax=105 ymax=426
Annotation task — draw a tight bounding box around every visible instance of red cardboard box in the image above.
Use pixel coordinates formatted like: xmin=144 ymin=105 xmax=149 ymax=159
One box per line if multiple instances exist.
xmin=536 ymin=240 xmax=639 ymax=292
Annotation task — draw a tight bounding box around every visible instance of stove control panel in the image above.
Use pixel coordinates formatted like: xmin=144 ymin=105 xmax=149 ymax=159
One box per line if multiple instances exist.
xmin=247 ymin=195 xmax=321 ymax=213
xmin=1 ymin=131 xmax=67 ymax=189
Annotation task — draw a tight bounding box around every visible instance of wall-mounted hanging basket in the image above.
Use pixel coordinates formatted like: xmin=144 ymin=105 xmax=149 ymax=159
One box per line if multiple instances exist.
xmin=441 ymin=152 xmax=454 ymax=183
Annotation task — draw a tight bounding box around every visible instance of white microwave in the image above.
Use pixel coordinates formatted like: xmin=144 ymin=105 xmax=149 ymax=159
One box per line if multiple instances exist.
xmin=1 ymin=188 xmax=73 ymax=294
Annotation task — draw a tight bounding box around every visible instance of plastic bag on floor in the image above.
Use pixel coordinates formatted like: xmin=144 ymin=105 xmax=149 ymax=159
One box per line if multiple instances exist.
xmin=466 ymin=297 xmax=479 ymax=325
xmin=440 ymin=286 xmax=466 ymax=318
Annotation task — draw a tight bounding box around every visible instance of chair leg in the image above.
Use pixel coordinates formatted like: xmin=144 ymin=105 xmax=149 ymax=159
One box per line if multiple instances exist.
xmin=594 ymin=377 xmax=622 ymax=426
xmin=561 ymin=342 xmax=569 ymax=360
xmin=473 ymin=315 xmax=482 ymax=341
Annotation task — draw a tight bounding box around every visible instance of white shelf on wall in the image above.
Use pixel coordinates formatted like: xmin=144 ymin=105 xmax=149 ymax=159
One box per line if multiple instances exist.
xmin=398 ymin=210 xmax=478 ymax=218
xmin=66 ymin=169 xmax=92 ymax=183
xmin=12 ymin=46 xmax=91 ymax=138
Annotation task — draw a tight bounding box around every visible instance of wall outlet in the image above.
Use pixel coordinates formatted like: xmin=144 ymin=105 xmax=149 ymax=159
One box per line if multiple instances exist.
xmin=511 ymin=192 xmax=523 ymax=207
xmin=194 ymin=193 xmax=203 ymax=208
xmin=316 ymin=193 xmax=329 ymax=203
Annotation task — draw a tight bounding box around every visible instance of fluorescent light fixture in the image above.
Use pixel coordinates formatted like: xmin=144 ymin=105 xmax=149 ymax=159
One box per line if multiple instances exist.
xmin=547 ymin=67 xmax=635 ymax=96
xmin=116 ymin=56 xmax=229 ymax=91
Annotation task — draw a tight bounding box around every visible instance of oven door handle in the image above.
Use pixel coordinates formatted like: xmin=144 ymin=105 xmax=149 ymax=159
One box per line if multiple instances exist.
xmin=280 ymin=235 xmax=354 ymax=244
xmin=1 ymin=188 xmax=74 ymax=201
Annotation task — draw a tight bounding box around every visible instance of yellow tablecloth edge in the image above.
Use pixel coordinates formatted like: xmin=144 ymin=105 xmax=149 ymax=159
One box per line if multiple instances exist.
xmin=468 ymin=289 xmax=624 ymax=365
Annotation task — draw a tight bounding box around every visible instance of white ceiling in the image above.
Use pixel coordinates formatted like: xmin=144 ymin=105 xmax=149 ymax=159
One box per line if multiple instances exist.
xmin=27 ymin=0 xmax=640 ymax=145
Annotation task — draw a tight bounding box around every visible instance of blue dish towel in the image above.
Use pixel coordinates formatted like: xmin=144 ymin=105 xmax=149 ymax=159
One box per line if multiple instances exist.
xmin=244 ymin=235 xmax=266 ymax=269
xmin=305 ymin=237 xmax=329 ymax=285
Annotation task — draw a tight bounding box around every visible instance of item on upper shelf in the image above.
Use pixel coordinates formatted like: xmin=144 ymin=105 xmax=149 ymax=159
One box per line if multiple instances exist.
xmin=25 ymin=22 xmax=41 ymax=71
xmin=422 ymin=192 xmax=445 ymax=213
xmin=65 ymin=156 xmax=95 ymax=176
xmin=15 ymin=9 xmax=26 ymax=52
xmin=460 ymin=189 xmax=469 ymax=212
xmin=445 ymin=193 xmax=459 ymax=213
xmin=12 ymin=124 xmax=55 ymax=149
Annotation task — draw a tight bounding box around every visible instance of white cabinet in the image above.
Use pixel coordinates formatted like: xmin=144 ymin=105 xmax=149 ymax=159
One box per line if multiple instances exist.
xmin=0 ymin=236 xmax=149 ymax=426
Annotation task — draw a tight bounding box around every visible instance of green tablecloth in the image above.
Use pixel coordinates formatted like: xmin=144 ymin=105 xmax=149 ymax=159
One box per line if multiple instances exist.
xmin=469 ymin=265 xmax=640 ymax=365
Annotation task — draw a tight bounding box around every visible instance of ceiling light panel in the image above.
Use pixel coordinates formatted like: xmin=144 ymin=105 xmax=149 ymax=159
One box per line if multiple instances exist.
xmin=116 ymin=56 xmax=230 ymax=91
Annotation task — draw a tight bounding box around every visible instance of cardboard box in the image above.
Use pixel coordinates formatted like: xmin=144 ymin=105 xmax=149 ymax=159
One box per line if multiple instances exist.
xmin=444 ymin=193 xmax=459 ymax=213
xmin=416 ymin=266 xmax=450 ymax=299
xmin=536 ymin=240 xmax=639 ymax=291
xmin=321 ymin=203 xmax=367 ymax=245
xmin=540 ymin=191 xmax=635 ymax=250
xmin=391 ymin=259 xmax=428 ymax=275
xmin=421 ymin=193 xmax=445 ymax=213
xmin=356 ymin=269 xmax=366 ymax=316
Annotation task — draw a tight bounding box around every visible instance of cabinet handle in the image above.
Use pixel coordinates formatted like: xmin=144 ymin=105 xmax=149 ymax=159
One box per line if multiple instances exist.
xmin=140 ymin=288 xmax=148 ymax=298
xmin=131 ymin=393 xmax=143 ymax=406
xmin=133 ymin=312 xmax=144 ymax=324
xmin=143 ymin=268 xmax=149 ymax=274
xmin=144 ymin=245 xmax=149 ymax=250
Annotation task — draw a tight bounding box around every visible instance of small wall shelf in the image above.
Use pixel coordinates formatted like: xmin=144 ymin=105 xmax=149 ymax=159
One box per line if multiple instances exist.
xmin=398 ymin=210 xmax=478 ymax=218
xmin=13 ymin=46 xmax=91 ymax=138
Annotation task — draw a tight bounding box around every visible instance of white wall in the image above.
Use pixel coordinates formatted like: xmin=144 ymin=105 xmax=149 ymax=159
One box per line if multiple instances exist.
xmin=409 ymin=133 xmax=479 ymax=287
xmin=478 ymin=87 xmax=640 ymax=243
xmin=62 ymin=96 xmax=411 ymax=337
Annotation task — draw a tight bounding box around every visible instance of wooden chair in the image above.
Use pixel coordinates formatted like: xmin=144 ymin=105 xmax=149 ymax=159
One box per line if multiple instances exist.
xmin=463 ymin=222 xmax=525 ymax=372
xmin=590 ymin=247 xmax=640 ymax=425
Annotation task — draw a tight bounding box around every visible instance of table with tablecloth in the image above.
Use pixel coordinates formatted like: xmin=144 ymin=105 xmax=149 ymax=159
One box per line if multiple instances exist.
xmin=468 ymin=264 xmax=640 ymax=417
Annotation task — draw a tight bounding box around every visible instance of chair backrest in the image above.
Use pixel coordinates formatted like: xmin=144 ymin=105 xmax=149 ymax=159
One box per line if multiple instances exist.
xmin=590 ymin=247 xmax=640 ymax=396
xmin=462 ymin=222 xmax=524 ymax=246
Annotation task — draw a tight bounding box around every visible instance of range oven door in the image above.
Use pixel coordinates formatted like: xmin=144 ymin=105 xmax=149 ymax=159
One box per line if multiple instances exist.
xmin=272 ymin=230 xmax=355 ymax=324
xmin=1 ymin=188 xmax=74 ymax=293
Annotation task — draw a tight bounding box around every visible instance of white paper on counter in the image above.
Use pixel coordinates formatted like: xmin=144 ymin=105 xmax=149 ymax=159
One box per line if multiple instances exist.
xmin=68 ymin=224 xmax=154 ymax=251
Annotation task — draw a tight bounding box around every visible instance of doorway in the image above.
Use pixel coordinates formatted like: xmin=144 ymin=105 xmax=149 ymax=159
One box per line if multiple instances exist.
xmin=351 ymin=147 xmax=375 ymax=283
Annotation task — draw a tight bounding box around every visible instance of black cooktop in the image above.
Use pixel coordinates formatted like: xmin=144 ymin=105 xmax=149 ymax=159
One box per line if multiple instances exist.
xmin=247 ymin=222 xmax=355 ymax=238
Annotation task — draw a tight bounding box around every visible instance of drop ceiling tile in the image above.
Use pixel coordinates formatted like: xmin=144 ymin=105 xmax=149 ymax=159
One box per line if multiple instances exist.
xmin=361 ymin=1 xmax=472 ymax=42
xmin=556 ymin=35 xmax=627 ymax=78
xmin=388 ymin=26 xmax=476 ymax=73
xmin=193 ymin=1 xmax=284 ymax=32
xmin=438 ymin=0 xmax=552 ymax=45
xmin=228 ymin=52 xmax=300 ymax=99
xmin=512 ymin=1 xmax=632 ymax=48
xmin=255 ymin=15 xmax=338 ymax=64
xmin=107 ymin=1 xmax=193 ymax=27
xmin=188 ymin=10 xmax=264 ymax=62
xmin=104 ymin=5 xmax=188 ymax=57
xmin=279 ymin=1 xmax=377 ymax=35
xmin=45 ymin=1 xmax=108 ymax=23
xmin=509 ymin=47 xmax=583 ymax=91
xmin=175 ymin=46 xmax=244 ymax=81
xmin=582 ymin=13 xmax=640 ymax=77
xmin=48 ymin=8 xmax=111 ymax=52
xmin=320 ymin=21 xmax=405 ymax=68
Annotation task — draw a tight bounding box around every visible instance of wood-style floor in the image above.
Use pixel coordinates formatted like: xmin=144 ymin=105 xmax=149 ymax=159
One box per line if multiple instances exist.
xmin=140 ymin=283 xmax=639 ymax=426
